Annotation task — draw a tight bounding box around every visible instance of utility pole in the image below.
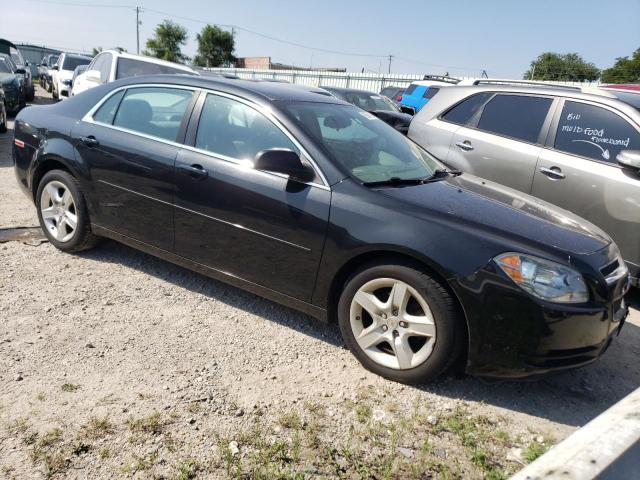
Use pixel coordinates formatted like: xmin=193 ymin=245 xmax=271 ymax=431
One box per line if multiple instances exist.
xmin=136 ymin=6 xmax=141 ymax=54
xmin=387 ymin=54 xmax=393 ymax=74
xmin=530 ymin=63 xmax=536 ymax=80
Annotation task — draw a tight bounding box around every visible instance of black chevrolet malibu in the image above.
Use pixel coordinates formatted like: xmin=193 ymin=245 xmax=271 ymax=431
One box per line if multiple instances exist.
xmin=13 ymin=75 xmax=630 ymax=383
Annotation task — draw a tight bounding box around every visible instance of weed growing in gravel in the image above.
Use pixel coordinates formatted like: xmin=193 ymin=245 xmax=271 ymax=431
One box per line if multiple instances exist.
xmin=522 ymin=440 xmax=550 ymax=462
xmin=80 ymin=415 xmax=114 ymax=440
xmin=172 ymin=459 xmax=199 ymax=480
xmin=99 ymin=447 xmax=112 ymax=459
xmin=61 ymin=383 xmax=80 ymax=393
xmin=355 ymin=403 xmax=373 ymax=423
xmin=278 ymin=411 xmax=302 ymax=430
xmin=71 ymin=440 xmax=91 ymax=456
xmin=5 ymin=417 xmax=30 ymax=435
xmin=36 ymin=393 xmax=45 ymax=402
xmin=127 ymin=411 xmax=165 ymax=435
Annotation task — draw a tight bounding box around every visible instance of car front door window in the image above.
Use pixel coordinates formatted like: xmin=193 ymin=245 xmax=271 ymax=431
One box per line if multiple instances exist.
xmin=554 ymin=101 xmax=640 ymax=163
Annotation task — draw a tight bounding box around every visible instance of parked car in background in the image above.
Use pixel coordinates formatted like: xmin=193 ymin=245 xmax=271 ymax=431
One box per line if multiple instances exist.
xmin=399 ymin=75 xmax=460 ymax=115
xmin=72 ymin=50 xmax=195 ymax=96
xmin=51 ymin=53 xmax=92 ymax=100
xmin=380 ymin=86 xmax=406 ymax=106
xmin=408 ymin=82 xmax=640 ymax=284
xmin=13 ymin=75 xmax=629 ymax=383
xmin=0 ymin=85 xmax=7 ymax=132
xmin=323 ymin=86 xmax=413 ymax=133
xmin=602 ymin=84 xmax=640 ymax=93
xmin=0 ymin=53 xmax=26 ymax=114
xmin=0 ymin=39 xmax=34 ymax=101
xmin=38 ymin=53 xmax=59 ymax=90
xmin=71 ymin=64 xmax=88 ymax=90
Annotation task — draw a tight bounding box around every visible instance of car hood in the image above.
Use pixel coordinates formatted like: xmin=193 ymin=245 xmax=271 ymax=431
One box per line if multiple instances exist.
xmin=59 ymin=70 xmax=74 ymax=81
xmin=378 ymin=173 xmax=611 ymax=255
xmin=0 ymin=73 xmax=18 ymax=83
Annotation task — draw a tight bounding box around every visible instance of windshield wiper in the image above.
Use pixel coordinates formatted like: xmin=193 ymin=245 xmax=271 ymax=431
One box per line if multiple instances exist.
xmin=363 ymin=169 xmax=462 ymax=188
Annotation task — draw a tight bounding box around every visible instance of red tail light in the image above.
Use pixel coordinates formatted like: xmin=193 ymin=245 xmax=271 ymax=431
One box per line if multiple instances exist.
xmin=396 ymin=95 xmax=402 ymax=101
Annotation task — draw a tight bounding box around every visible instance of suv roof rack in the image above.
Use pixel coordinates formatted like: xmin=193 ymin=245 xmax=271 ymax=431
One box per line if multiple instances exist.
xmin=422 ymin=74 xmax=460 ymax=85
xmin=466 ymin=78 xmax=581 ymax=91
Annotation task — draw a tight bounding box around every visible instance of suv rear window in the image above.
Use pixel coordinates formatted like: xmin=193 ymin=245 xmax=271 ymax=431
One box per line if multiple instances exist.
xmin=477 ymin=94 xmax=552 ymax=143
xmin=116 ymin=58 xmax=188 ymax=80
xmin=423 ymin=87 xmax=440 ymax=100
xmin=442 ymin=92 xmax=492 ymax=126
xmin=404 ymin=84 xmax=418 ymax=95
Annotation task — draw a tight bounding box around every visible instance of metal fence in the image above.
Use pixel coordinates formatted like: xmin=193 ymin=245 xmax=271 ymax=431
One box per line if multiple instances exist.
xmin=204 ymin=68 xmax=601 ymax=92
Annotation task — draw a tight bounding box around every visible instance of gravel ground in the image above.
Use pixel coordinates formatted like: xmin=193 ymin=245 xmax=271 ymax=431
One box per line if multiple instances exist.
xmin=1 ymin=87 xmax=639 ymax=479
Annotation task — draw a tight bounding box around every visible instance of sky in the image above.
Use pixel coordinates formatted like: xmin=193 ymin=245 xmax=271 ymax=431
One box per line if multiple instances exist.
xmin=1 ymin=0 xmax=639 ymax=78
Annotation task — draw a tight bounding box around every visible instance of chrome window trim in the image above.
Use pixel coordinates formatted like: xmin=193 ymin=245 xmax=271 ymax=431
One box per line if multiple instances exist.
xmin=81 ymin=83 xmax=330 ymax=190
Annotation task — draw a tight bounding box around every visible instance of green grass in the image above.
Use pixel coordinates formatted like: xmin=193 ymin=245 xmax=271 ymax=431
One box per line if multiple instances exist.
xmin=61 ymin=383 xmax=80 ymax=393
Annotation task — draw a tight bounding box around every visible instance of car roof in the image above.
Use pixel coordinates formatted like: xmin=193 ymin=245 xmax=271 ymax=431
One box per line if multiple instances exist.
xmin=113 ymin=74 xmax=349 ymax=104
xmin=100 ymin=49 xmax=196 ymax=73
xmin=428 ymin=84 xmax=640 ymax=120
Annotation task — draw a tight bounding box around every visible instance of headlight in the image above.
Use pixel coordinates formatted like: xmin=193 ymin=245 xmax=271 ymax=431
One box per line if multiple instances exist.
xmin=495 ymin=253 xmax=588 ymax=303
xmin=62 ymin=79 xmax=72 ymax=86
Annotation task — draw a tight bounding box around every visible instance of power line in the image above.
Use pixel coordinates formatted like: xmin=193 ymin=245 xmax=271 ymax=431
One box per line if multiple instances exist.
xmin=25 ymin=0 xmax=133 ymax=8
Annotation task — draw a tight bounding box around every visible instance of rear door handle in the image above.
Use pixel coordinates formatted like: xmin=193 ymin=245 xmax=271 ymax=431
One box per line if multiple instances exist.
xmin=80 ymin=135 xmax=99 ymax=147
xmin=455 ymin=140 xmax=474 ymax=151
xmin=539 ymin=166 xmax=566 ymax=180
xmin=178 ymin=163 xmax=208 ymax=179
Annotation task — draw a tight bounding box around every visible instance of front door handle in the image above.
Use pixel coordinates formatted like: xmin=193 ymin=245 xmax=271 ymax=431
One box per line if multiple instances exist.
xmin=455 ymin=140 xmax=474 ymax=151
xmin=178 ymin=163 xmax=209 ymax=179
xmin=540 ymin=166 xmax=566 ymax=180
xmin=80 ymin=135 xmax=99 ymax=147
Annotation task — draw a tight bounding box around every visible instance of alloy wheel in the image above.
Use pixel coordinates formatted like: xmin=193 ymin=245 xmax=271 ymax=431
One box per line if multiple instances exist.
xmin=349 ymin=278 xmax=437 ymax=370
xmin=40 ymin=180 xmax=78 ymax=242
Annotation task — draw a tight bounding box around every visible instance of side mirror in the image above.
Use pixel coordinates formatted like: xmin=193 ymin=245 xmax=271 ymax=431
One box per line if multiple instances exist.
xmin=617 ymin=150 xmax=640 ymax=172
xmin=15 ymin=68 xmax=26 ymax=75
xmin=85 ymin=70 xmax=101 ymax=83
xmin=254 ymin=149 xmax=315 ymax=182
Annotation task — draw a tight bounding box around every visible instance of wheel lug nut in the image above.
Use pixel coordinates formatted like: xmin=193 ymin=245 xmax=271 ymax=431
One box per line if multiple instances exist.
xmin=381 ymin=313 xmax=387 ymax=319
xmin=399 ymin=321 xmax=408 ymax=328
xmin=382 ymin=325 xmax=388 ymax=332
xmin=392 ymin=309 xmax=398 ymax=316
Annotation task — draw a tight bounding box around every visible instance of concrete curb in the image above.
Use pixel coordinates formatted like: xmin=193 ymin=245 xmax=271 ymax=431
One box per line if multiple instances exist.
xmin=511 ymin=386 xmax=640 ymax=479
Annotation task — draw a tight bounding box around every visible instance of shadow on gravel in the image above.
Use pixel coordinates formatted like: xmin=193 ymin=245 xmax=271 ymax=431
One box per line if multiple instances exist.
xmin=75 ymin=239 xmax=640 ymax=429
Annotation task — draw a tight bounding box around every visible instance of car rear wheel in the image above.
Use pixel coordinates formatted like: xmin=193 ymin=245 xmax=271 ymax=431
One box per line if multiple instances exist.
xmin=338 ymin=262 xmax=464 ymax=384
xmin=36 ymin=170 xmax=99 ymax=252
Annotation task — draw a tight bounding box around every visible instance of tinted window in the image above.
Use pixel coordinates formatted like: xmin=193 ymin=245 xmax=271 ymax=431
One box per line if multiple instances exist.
xmin=442 ymin=93 xmax=492 ymax=125
xmin=610 ymin=91 xmax=640 ymax=112
xmin=113 ymin=87 xmax=194 ymax=141
xmin=477 ymin=94 xmax=552 ymax=143
xmin=555 ymin=101 xmax=640 ymax=163
xmin=423 ymin=87 xmax=440 ymax=100
xmin=195 ymin=94 xmax=297 ymax=160
xmin=0 ymin=57 xmax=12 ymax=74
xmin=62 ymin=55 xmax=91 ymax=71
xmin=94 ymin=90 xmax=125 ymax=124
xmin=116 ymin=58 xmax=187 ymax=80
xmin=404 ymin=84 xmax=418 ymax=95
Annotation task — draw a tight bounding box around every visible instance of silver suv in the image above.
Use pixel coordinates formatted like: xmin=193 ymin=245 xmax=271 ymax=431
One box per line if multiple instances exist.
xmin=408 ymin=82 xmax=640 ymax=284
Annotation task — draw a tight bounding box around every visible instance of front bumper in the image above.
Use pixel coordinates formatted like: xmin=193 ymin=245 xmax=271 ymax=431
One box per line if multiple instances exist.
xmin=453 ymin=251 xmax=630 ymax=379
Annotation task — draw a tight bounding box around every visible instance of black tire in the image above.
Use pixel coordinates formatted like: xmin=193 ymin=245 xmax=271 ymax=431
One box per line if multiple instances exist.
xmin=338 ymin=262 xmax=464 ymax=384
xmin=26 ymin=86 xmax=35 ymax=102
xmin=0 ymin=105 xmax=7 ymax=133
xmin=36 ymin=169 xmax=99 ymax=252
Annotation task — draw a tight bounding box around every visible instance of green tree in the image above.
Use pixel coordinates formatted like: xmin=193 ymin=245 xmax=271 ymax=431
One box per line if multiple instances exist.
xmin=193 ymin=25 xmax=235 ymax=68
xmin=523 ymin=52 xmax=600 ymax=82
xmin=144 ymin=20 xmax=188 ymax=63
xmin=601 ymin=48 xmax=640 ymax=83
xmin=91 ymin=47 xmax=102 ymax=56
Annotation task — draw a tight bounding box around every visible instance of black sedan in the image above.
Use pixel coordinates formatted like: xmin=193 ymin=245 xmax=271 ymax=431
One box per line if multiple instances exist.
xmin=323 ymin=86 xmax=413 ymax=134
xmin=13 ymin=75 xmax=629 ymax=383
xmin=0 ymin=54 xmax=26 ymax=114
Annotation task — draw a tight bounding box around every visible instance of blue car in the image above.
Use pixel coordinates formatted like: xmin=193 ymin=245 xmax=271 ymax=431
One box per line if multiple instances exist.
xmin=400 ymin=75 xmax=459 ymax=115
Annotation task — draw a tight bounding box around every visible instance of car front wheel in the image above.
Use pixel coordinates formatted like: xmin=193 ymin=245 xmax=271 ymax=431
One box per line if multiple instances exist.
xmin=36 ymin=170 xmax=98 ymax=252
xmin=338 ymin=262 xmax=464 ymax=384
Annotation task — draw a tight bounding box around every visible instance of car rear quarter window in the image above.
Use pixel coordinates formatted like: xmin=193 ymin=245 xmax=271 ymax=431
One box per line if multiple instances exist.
xmin=112 ymin=87 xmax=195 ymax=142
xmin=195 ymin=93 xmax=298 ymax=160
xmin=93 ymin=90 xmax=125 ymax=124
xmin=554 ymin=101 xmax=640 ymax=163
xmin=116 ymin=58 xmax=187 ymax=80
xmin=441 ymin=92 xmax=492 ymax=126
xmin=404 ymin=84 xmax=418 ymax=95
xmin=423 ymin=87 xmax=440 ymax=100
xmin=477 ymin=94 xmax=552 ymax=143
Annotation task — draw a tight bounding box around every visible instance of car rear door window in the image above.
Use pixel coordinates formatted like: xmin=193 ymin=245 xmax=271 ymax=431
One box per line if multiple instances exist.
xmin=112 ymin=87 xmax=194 ymax=142
xmin=442 ymin=92 xmax=492 ymax=126
xmin=477 ymin=94 xmax=552 ymax=143
xmin=93 ymin=90 xmax=125 ymax=124
xmin=195 ymin=93 xmax=298 ymax=160
xmin=554 ymin=101 xmax=640 ymax=163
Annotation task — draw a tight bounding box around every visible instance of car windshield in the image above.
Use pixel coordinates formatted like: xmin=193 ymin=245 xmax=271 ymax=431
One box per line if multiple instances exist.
xmin=49 ymin=55 xmax=59 ymax=65
xmin=0 ymin=57 xmax=12 ymax=73
xmin=342 ymin=92 xmax=398 ymax=112
xmin=10 ymin=47 xmax=25 ymax=67
xmin=62 ymin=56 xmax=91 ymax=71
xmin=283 ymin=102 xmax=441 ymax=183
